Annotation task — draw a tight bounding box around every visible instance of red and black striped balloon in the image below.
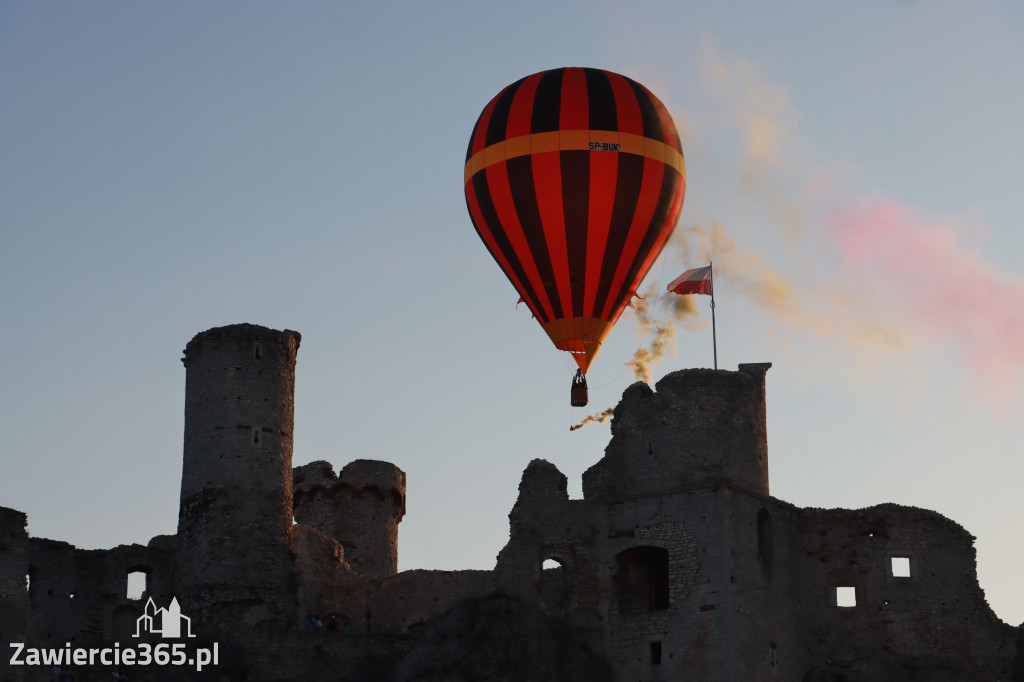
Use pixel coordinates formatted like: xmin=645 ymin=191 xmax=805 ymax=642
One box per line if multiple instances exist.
xmin=464 ymin=67 xmax=685 ymax=373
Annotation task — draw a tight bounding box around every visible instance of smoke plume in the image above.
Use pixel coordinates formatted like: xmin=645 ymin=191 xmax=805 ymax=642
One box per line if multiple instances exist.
xmin=569 ymin=407 xmax=615 ymax=432
xmin=572 ymin=287 xmax=702 ymax=432
xmin=621 ymin=217 xmax=797 ymax=386
xmin=671 ymin=219 xmax=794 ymax=311
xmin=626 ymin=285 xmax=703 ymax=384
xmin=614 ymin=39 xmax=1023 ymax=406
xmin=831 ymin=197 xmax=1024 ymax=400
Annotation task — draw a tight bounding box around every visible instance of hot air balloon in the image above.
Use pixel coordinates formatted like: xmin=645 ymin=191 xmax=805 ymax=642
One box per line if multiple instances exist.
xmin=464 ymin=67 xmax=685 ymax=406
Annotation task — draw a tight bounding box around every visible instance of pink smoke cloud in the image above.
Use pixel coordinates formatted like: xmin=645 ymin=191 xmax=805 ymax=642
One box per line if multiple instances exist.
xmin=830 ymin=197 xmax=1024 ymax=399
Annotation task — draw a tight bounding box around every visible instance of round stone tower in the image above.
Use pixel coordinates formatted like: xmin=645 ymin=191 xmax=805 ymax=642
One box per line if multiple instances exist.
xmin=293 ymin=459 xmax=406 ymax=576
xmin=176 ymin=324 xmax=301 ymax=628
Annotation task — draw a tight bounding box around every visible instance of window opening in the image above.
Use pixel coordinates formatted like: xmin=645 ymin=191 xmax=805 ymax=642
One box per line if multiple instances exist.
xmin=835 ymin=586 xmax=856 ymax=607
xmin=127 ymin=570 xmax=147 ymax=600
xmin=891 ymin=556 xmax=911 ymax=577
xmin=650 ymin=641 xmax=662 ymax=665
xmin=615 ymin=546 xmax=669 ymax=613
xmin=539 ymin=557 xmax=568 ymax=613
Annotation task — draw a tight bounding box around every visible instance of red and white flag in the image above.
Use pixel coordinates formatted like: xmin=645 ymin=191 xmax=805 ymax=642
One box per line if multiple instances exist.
xmin=667 ymin=265 xmax=712 ymax=295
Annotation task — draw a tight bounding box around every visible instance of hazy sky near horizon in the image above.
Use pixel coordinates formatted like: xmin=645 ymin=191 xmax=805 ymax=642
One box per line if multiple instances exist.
xmin=2 ymin=2 xmax=1022 ymax=625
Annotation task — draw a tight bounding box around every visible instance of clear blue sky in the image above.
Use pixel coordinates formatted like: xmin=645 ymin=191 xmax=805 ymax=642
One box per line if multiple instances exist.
xmin=2 ymin=1 xmax=1022 ymax=625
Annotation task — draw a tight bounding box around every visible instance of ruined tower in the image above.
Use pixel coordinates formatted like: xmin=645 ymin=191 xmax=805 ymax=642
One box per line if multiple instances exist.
xmin=176 ymin=324 xmax=300 ymax=627
xmin=293 ymin=459 xmax=406 ymax=576
xmin=498 ymin=365 xmax=782 ymax=679
xmin=582 ymin=363 xmax=771 ymax=501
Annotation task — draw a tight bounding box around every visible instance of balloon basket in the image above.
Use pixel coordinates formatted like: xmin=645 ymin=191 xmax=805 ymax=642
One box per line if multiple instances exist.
xmin=570 ymin=370 xmax=589 ymax=407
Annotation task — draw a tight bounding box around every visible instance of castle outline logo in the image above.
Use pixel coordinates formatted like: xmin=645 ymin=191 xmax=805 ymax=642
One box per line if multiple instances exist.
xmin=134 ymin=597 xmax=196 ymax=638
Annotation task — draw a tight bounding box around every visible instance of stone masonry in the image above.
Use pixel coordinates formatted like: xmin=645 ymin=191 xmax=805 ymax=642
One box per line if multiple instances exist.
xmin=293 ymin=459 xmax=407 ymax=577
xmin=0 ymin=324 xmax=1020 ymax=682
xmin=177 ymin=324 xmax=301 ymax=629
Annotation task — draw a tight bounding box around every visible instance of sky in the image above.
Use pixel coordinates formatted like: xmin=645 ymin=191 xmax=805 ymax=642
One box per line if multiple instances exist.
xmin=1 ymin=1 xmax=1022 ymax=625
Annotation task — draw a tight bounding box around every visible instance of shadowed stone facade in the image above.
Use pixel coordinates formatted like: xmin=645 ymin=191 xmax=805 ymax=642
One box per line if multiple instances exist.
xmin=1 ymin=324 xmax=1020 ymax=681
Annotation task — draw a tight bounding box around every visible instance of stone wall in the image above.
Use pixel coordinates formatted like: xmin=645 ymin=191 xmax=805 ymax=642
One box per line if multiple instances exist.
xmin=313 ymin=569 xmax=496 ymax=635
xmin=583 ymin=364 xmax=771 ymax=503
xmin=0 ymin=522 xmax=175 ymax=682
xmin=685 ymin=488 xmax=808 ymax=680
xmin=0 ymin=507 xmax=32 ymax=682
xmin=291 ymin=522 xmax=350 ymax=621
xmin=25 ymin=535 xmax=177 ymax=646
xmin=796 ymin=503 xmax=1019 ymax=680
xmin=241 ymin=630 xmax=414 ymax=682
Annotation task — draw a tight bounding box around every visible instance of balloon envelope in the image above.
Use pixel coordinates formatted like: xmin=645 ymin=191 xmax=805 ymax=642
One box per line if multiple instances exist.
xmin=464 ymin=67 xmax=685 ymax=373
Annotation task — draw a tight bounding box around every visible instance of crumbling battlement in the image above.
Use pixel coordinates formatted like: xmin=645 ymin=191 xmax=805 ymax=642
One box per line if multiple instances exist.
xmin=294 ymin=459 xmax=406 ymax=577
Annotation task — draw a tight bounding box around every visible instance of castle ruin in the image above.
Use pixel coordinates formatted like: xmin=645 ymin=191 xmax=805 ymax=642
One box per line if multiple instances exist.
xmin=1 ymin=323 xmax=1021 ymax=681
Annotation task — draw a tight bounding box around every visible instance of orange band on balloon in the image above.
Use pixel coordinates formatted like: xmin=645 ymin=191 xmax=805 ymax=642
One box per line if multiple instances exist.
xmin=464 ymin=131 xmax=686 ymax=185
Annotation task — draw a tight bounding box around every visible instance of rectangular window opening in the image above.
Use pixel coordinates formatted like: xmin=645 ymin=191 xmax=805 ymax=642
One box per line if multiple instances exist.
xmin=891 ymin=556 xmax=911 ymax=578
xmin=836 ymin=586 xmax=856 ymax=607
xmin=650 ymin=641 xmax=662 ymax=665
xmin=127 ymin=571 xmax=147 ymax=600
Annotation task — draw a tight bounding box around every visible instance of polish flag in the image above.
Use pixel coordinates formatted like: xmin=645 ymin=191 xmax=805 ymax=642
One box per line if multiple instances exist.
xmin=667 ymin=265 xmax=712 ymax=295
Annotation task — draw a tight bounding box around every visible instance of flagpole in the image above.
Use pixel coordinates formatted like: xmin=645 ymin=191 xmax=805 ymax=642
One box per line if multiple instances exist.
xmin=709 ymin=261 xmax=718 ymax=370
